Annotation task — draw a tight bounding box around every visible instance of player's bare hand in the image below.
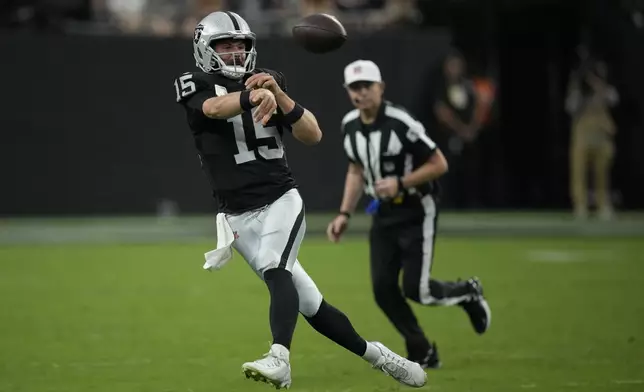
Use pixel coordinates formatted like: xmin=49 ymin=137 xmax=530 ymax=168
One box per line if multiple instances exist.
xmin=250 ymin=88 xmax=277 ymax=125
xmin=245 ymin=72 xmax=283 ymax=96
xmin=375 ymin=177 xmax=400 ymax=199
xmin=327 ymin=214 xmax=349 ymax=243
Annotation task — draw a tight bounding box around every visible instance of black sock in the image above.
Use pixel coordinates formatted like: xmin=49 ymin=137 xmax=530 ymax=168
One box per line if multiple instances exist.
xmin=305 ymin=300 xmax=367 ymax=357
xmin=429 ymin=279 xmax=472 ymax=301
xmin=264 ymin=268 xmax=299 ymax=350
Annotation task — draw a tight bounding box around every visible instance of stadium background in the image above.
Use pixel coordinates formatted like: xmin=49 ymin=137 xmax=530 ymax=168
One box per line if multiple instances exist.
xmin=1 ymin=1 xmax=643 ymax=391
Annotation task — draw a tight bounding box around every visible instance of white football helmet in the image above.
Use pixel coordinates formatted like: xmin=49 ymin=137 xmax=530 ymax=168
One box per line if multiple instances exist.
xmin=193 ymin=11 xmax=257 ymax=79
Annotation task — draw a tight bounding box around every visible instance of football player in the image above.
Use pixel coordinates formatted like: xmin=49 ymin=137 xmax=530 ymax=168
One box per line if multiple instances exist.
xmin=173 ymin=11 xmax=427 ymax=390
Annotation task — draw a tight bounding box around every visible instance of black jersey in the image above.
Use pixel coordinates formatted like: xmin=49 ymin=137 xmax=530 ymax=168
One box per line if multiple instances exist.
xmin=174 ymin=68 xmax=297 ymax=214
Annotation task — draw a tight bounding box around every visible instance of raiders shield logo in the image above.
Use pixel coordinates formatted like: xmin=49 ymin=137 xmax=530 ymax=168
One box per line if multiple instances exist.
xmin=194 ymin=24 xmax=204 ymax=44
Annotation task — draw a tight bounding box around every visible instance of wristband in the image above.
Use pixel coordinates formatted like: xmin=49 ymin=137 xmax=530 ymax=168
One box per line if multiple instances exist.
xmin=282 ymin=102 xmax=305 ymax=125
xmin=339 ymin=211 xmax=351 ymax=219
xmin=397 ymin=177 xmax=405 ymax=191
xmin=240 ymin=90 xmax=254 ymax=111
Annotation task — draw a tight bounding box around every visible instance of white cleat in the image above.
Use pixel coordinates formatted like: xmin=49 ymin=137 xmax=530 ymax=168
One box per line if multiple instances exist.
xmin=242 ymin=344 xmax=292 ymax=390
xmin=371 ymin=341 xmax=427 ymax=387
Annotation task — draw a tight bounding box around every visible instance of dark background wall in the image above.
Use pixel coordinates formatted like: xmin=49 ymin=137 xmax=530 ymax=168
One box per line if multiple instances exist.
xmin=2 ymin=0 xmax=644 ymax=216
xmin=0 ymin=31 xmax=452 ymax=215
xmin=1 ymin=0 xmax=643 ymax=217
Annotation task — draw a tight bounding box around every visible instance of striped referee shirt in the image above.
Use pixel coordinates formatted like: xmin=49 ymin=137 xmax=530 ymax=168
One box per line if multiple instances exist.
xmin=341 ymin=101 xmax=440 ymax=225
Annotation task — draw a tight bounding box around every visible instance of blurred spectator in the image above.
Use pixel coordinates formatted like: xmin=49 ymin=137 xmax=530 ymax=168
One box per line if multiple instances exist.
xmin=566 ymin=50 xmax=619 ymax=220
xmin=335 ymin=0 xmax=421 ymax=31
xmin=301 ymin=0 xmax=336 ymax=14
xmin=180 ymin=0 xmax=224 ymax=37
xmin=227 ymin=0 xmax=284 ymax=35
xmin=101 ymin=0 xmax=223 ymax=36
xmin=88 ymin=0 xmax=420 ymax=37
xmin=433 ymin=50 xmax=486 ymax=209
xmin=147 ymin=0 xmax=185 ymax=36
xmin=104 ymin=0 xmax=146 ymax=33
xmin=1 ymin=0 xmax=90 ymax=30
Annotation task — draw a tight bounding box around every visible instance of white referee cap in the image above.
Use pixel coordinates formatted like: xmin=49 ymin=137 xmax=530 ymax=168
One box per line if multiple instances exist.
xmin=343 ymin=60 xmax=382 ymax=87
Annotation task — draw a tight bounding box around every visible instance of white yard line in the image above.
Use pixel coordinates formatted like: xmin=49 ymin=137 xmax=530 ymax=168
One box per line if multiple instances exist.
xmin=612 ymin=380 xmax=644 ymax=385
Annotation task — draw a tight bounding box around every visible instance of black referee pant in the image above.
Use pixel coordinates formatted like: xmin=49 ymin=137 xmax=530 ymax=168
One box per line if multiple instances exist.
xmin=369 ymin=196 xmax=473 ymax=358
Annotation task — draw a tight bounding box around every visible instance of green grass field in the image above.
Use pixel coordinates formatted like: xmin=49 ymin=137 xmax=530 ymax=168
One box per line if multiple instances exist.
xmin=1 ymin=236 xmax=643 ymax=392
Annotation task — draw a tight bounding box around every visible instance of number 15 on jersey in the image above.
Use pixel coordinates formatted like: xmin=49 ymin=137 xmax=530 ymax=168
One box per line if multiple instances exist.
xmin=174 ymin=74 xmax=196 ymax=102
xmin=228 ymin=114 xmax=285 ymax=165
xmin=175 ymin=73 xmax=285 ymax=165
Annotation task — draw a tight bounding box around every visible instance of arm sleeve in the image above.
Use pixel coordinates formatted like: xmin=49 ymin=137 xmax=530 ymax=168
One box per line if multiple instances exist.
xmin=174 ymin=72 xmax=216 ymax=112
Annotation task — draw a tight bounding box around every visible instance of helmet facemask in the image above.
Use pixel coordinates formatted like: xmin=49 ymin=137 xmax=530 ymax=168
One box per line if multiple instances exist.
xmin=209 ymin=38 xmax=257 ymax=80
xmin=194 ymin=29 xmax=257 ymax=80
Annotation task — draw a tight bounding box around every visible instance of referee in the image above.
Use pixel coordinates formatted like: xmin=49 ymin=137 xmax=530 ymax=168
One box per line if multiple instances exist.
xmin=326 ymin=60 xmax=492 ymax=368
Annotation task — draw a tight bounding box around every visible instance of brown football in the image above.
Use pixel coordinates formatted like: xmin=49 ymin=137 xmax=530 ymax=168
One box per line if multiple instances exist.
xmin=292 ymin=13 xmax=347 ymax=54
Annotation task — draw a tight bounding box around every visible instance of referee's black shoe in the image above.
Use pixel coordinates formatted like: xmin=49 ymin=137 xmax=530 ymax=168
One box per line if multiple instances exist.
xmin=459 ymin=277 xmax=492 ymax=334
xmin=408 ymin=342 xmax=441 ymax=369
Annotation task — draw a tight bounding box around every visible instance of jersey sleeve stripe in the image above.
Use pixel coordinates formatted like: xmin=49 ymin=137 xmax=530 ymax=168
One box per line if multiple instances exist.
xmin=409 ymin=121 xmax=436 ymax=149
xmin=384 ymin=105 xmax=418 ymax=128
xmin=386 ymin=105 xmax=437 ymax=149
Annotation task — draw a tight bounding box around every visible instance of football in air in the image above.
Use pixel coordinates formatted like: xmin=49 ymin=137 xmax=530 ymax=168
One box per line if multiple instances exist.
xmin=292 ymin=13 xmax=347 ymax=54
